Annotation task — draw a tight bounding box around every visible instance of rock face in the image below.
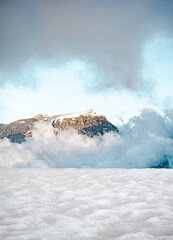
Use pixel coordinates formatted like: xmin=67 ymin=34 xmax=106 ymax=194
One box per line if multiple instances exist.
xmin=0 ymin=114 xmax=52 ymax=142
xmin=50 ymin=112 xmax=118 ymax=137
xmin=0 ymin=110 xmax=118 ymax=143
xmin=0 ymin=110 xmax=170 ymax=168
xmin=152 ymin=155 xmax=170 ymax=169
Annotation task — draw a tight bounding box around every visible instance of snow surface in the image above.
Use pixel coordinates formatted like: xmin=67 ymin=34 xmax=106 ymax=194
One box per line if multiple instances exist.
xmin=0 ymin=169 xmax=173 ymax=240
xmin=48 ymin=109 xmax=97 ymax=124
xmin=34 ymin=114 xmax=52 ymax=121
xmin=19 ymin=121 xmax=25 ymax=124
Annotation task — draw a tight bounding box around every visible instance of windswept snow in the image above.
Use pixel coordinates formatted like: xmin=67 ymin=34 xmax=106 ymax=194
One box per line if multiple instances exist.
xmin=34 ymin=114 xmax=52 ymax=121
xmin=0 ymin=169 xmax=173 ymax=240
xmin=19 ymin=121 xmax=25 ymax=123
xmin=48 ymin=109 xmax=97 ymax=124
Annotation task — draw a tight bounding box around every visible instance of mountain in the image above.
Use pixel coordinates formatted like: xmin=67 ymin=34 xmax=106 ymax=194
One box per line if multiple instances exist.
xmin=0 ymin=110 xmax=118 ymax=143
xmin=0 ymin=110 xmax=169 ymax=168
xmin=48 ymin=109 xmax=118 ymax=137
xmin=0 ymin=114 xmax=52 ymax=143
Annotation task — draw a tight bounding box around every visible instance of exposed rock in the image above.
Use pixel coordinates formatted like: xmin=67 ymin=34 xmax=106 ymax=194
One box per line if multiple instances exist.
xmin=0 ymin=115 xmax=52 ymax=143
xmin=0 ymin=124 xmax=7 ymax=138
xmin=7 ymin=133 xmax=25 ymax=144
xmin=34 ymin=114 xmax=52 ymax=121
xmin=51 ymin=114 xmax=118 ymax=137
xmin=0 ymin=110 xmax=118 ymax=143
xmin=0 ymin=110 xmax=170 ymax=169
xmin=152 ymin=155 xmax=170 ymax=169
xmin=155 ymin=160 xmax=169 ymax=168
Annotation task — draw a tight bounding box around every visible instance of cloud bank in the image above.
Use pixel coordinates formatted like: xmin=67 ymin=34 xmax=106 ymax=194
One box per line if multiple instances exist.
xmin=1 ymin=109 xmax=173 ymax=168
xmin=0 ymin=0 xmax=173 ymax=91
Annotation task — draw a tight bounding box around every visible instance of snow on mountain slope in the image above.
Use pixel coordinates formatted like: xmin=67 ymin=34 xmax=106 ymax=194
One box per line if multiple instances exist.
xmin=34 ymin=114 xmax=52 ymax=121
xmin=1 ymin=109 xmax=117 ymax=142
xmin=47 ymin=109 xmax=97 ymax=124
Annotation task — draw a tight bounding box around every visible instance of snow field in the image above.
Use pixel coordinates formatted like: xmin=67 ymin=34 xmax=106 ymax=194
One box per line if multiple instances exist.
xmin=48 ymin=109 xmax=97 ymax=124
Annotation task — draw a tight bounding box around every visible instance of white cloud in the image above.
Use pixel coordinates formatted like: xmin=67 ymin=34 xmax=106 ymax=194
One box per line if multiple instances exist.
xmin=1 ymin=109 xmax=173 ymax=168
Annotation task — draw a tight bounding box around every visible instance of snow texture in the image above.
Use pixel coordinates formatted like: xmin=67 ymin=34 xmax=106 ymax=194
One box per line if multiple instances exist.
xmin=48 ymin=109 xmax=97 ymax=124
xmin=34 ymin=114 xmax=52 ymax=121
xmin=0 ymin=169 xmax=173 ymax=240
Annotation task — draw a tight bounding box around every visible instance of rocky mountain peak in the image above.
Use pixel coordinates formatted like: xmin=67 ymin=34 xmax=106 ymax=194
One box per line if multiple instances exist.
xmin=0 ymin=110 xmax=118 ymax=143
xmin=48 ymin=109 xmax=97 ymax=125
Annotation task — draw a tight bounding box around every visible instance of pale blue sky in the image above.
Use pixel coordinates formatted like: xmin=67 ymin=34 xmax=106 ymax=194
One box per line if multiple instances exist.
xmin=0 ymin=35 xmax=173 ymax=124
xmin=0 ymin=1 xmax=173 ymax=124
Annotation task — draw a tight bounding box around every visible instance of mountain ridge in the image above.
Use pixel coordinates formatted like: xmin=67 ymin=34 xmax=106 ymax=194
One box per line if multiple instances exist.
xmin=0 ymin=109 xmax=118 ymax=143
xmin=0 ymin=109 xmax=170 ymax=168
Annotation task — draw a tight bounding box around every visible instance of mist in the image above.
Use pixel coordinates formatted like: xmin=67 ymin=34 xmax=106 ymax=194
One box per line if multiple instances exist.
xmin=1 ymin=109 xmax=173 ymax=168
xmin=1 ymin=0 xmax=173 ymax=91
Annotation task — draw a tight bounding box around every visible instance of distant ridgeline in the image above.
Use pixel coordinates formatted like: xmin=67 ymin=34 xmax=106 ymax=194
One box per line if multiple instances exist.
xmin=0 ymin=109 xmax=170 ymax=168
xmin=0 ymin=109 xmax=118 ymax=143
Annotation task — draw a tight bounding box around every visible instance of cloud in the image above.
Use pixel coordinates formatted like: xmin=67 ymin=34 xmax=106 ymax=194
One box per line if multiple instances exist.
xmin=1 ymin=109 xmax=173 ymax=168
xmin=0 ymin=0 xmax=173 ymax=90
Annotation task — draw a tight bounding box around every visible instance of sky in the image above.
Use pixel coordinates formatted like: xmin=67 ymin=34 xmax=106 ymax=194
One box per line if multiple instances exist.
xmin=0 ymin=0 xmax=173 ymax=124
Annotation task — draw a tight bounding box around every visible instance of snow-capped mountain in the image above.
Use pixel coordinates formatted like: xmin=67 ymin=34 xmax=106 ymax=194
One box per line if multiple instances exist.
xmin=0 ymin=109 xmax=170 ymax=168
xmin=0 ymin=109 xmax=118 ymax=143
xmin=48 ymin=109 xmax=118 ymax=137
